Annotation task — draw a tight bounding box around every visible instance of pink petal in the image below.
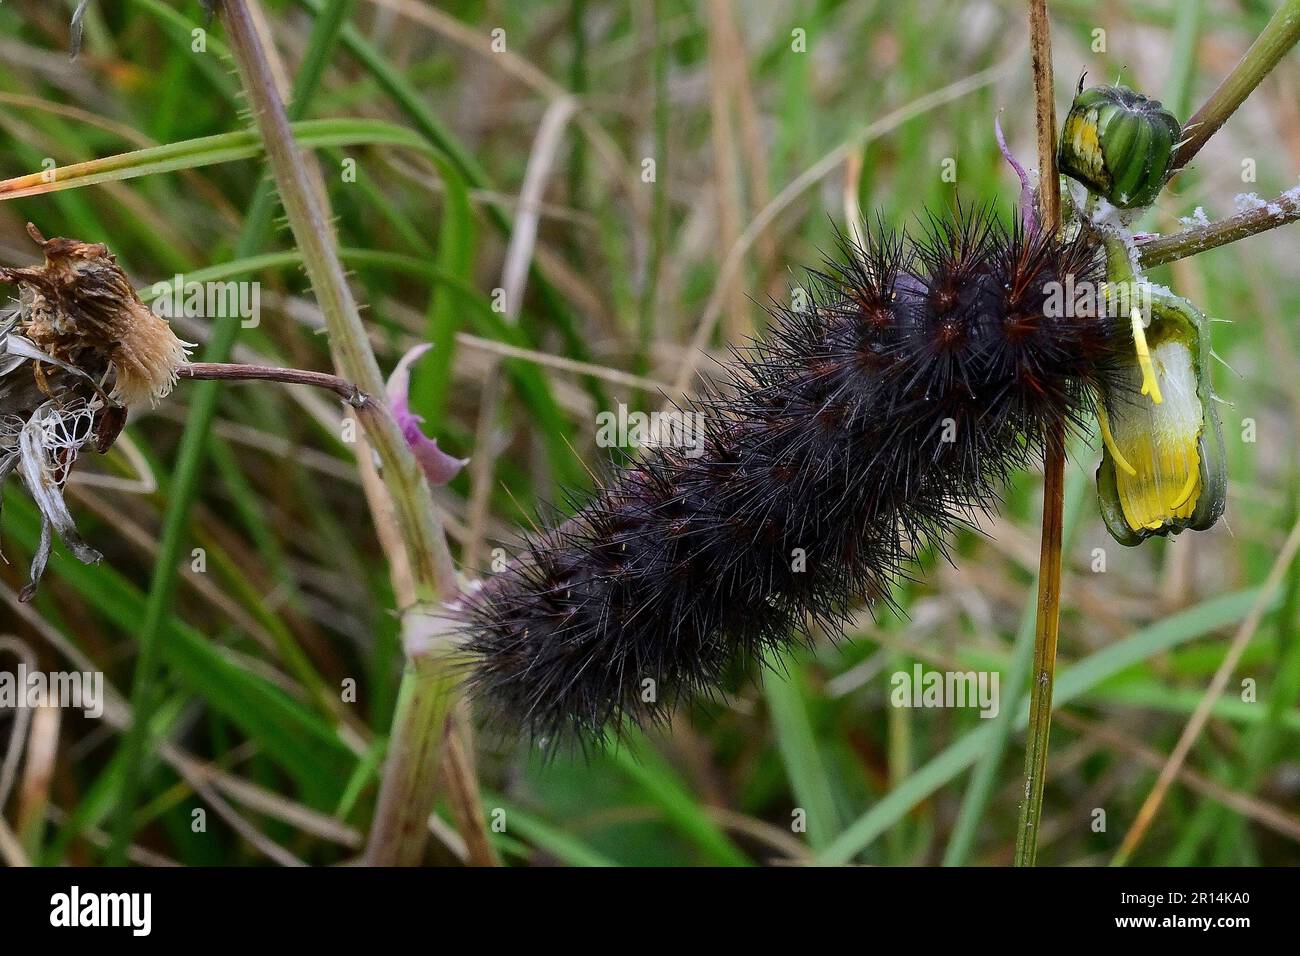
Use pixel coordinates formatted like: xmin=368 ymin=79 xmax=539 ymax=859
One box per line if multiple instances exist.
xmin=386 ymin=343 xmax=431 ymax=419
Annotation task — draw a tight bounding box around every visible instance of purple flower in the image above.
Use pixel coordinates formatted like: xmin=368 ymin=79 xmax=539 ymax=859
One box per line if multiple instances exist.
xmin=386 ymin=344 xmax=467 ymax=487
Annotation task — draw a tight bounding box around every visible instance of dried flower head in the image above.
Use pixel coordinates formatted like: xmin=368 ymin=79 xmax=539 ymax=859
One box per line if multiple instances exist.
xmin=0 ymin=223 xmax=190 ymax=599
xmin=0 ymin=223 xmax=192 ymax=407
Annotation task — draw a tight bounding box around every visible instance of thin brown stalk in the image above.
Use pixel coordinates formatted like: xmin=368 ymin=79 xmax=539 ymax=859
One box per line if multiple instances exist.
xmin=1027 ymin=0 xmax=1060 ymax=231
xmin=1014 ymin=0 xmax=1062 ymax=869
xmin=178 ymin=361 xmax=367 ymax=403
xmin=442 ymin=709 xmax=499 ymax=867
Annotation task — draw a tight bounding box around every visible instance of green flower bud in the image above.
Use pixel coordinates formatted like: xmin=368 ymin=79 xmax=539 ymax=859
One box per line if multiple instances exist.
xmin=1059 ymin=85 xmax=1181 ymax=209
xmin=1096 ymin=288 xmax=1227 ymax=547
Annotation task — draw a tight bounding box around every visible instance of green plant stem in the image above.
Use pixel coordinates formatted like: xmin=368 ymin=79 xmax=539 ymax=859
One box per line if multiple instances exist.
xmin=363 ymin=656 xmax=459 ymax=866
xmin=105 ymin=0 xmax=355 ymax=865
xmin=1172 ymin=0 xmax=1300 ymax=170
xmin=1015 ymin=0 xmax=1062 ymax=870
xmin=220 ymin=0 xmax=454 ymax=589
xmin=217 ymin=0 xmax=461 ymax=867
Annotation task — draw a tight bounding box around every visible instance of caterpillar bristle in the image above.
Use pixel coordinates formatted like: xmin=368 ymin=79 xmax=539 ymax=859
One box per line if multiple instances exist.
xmin=457 ymin=206 xmax=1132 ymax=746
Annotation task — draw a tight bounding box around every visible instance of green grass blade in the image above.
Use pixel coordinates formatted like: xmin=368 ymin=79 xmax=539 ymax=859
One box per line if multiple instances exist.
xmin=486 ymin=796 xmax=617 ymax=867
xmin=764 ymin=666 xmax=842 ymax=850
xmin=0 ymin=119 xmax=433 ymax=201
xmin=818 ymin=587 xmax=1269 ymax=864
xmin=609 ymin=736 xmax=751 ymax=866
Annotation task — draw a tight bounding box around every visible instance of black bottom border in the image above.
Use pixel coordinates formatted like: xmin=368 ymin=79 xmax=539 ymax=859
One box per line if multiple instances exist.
xmin=0 ymin=865 xmax=1282 ymax=941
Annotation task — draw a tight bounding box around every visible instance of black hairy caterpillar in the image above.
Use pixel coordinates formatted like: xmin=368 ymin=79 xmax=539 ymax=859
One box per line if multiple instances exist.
xmin=456 ymin=207 xmax=1134 ymax=742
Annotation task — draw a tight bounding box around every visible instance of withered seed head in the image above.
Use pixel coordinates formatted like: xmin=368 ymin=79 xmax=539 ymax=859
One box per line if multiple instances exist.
xmin=0 ymin=223 xmax=191 ymax=406
xmin=0 ymin=224 xmax=199 ymax=599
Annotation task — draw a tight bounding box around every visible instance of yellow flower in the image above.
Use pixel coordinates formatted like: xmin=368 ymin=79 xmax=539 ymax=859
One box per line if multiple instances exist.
xmin=1096 ymin=289 xmax=1227 ymax=545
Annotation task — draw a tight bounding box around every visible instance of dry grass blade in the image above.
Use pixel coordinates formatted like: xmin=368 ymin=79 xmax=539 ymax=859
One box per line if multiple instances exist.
xmin=1113 ymin=514 xmax=1300 ymax=865
xmin=464 ymin=95 xmax=578 ymax=571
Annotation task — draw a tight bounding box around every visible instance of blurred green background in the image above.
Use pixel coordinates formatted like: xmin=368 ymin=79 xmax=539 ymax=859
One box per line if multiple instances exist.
xmin=0 ymin=0 xmax=1297 ymax=866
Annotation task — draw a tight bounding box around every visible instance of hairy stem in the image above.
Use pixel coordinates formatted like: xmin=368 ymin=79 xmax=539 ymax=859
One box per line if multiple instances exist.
xmin=1137 ymin=189 xmax=1300 ymax=267
xmin=219 ymin=0 xmax=462 ymax=866
xmin=106 ymin=0 xmax=353 ymax=864
xmin=364 ymin=656 xmax=459 ymax=865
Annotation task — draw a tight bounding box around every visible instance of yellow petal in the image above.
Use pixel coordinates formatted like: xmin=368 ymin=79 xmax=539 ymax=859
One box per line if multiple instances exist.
xmin=1109 ymin=339 xmax=1203 ymax=532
